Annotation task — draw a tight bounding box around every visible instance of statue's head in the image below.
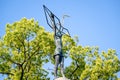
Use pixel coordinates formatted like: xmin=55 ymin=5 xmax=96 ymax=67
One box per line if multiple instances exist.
xmin=56 ymin=31 xmax=62 ymax=37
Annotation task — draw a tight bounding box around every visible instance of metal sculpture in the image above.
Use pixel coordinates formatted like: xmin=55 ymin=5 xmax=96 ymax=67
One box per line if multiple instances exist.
xmin=43 ymin=5 xmax=70 ymax=79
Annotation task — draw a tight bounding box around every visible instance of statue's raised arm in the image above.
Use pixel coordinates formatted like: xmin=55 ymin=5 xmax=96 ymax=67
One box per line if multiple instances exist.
xmin=43 ymin=5 xmax=70 ymax=37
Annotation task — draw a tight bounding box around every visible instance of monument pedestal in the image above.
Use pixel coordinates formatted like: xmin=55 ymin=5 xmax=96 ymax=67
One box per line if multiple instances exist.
xmin=55 ymin=77 xmax=70 ymax=80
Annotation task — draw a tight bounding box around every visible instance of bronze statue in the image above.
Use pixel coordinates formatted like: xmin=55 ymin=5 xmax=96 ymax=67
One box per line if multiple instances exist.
xmin=43 ymin=5 xmax=70 ymax=79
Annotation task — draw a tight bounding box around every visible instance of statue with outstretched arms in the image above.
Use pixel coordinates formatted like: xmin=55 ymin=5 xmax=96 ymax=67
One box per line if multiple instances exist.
xmin=43 ymin=5 xmax=70 ymax=79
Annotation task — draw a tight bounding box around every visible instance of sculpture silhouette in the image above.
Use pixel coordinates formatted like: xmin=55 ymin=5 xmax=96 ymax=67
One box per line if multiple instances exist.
xmin=43 ymin=5 xmax=70 ymax=79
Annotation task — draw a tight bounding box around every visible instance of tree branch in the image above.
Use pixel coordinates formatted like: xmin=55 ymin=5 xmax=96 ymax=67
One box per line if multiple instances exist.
xmin=27 ymin=46 xmax=40 ymax=62
xmin=16 ymin=35 xmax=27 ymax=61
xmin=23 ymin=46 xmax=40 ymax=70
xmin=70 ymin=58 xmax=80 ymax=79
xmin=7 ymin=57 xmax=22 ymax=66
xmin=0 ymin=56 xmax=21 ymax=66
xmin=0 ymin=71 xmax=14 ymax=75
xmin=20 ymin=66 xmax=24 ymax=80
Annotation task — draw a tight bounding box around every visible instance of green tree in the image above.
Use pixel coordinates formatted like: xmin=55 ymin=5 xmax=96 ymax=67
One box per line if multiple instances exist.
xmin=0 ymin=18 xmax=75 ymax=80
xmin=0 ymin=18 xmax=54 ymax=80
xmin=0 ymin=18 xmax=120 ymax=80
xmin=65 ymin=43 xmax=120 ymax=80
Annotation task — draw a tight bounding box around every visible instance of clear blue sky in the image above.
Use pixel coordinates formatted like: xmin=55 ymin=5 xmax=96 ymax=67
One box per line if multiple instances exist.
xmin=0 ymin=0 xmax=120 ymax=79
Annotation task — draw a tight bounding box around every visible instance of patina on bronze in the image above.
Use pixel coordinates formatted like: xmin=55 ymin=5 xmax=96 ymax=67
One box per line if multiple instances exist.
xmin=43 ymin=5 xmax=70 ymax=79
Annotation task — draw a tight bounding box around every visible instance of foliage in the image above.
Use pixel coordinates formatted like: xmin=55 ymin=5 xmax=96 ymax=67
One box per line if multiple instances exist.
xmin=0 ymin=18 xmax=55 ymax=80
xmin=0 ymin=18 xmax=120 ymax=80
xmin=65 ymin=43 xmax=120 ymax=80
